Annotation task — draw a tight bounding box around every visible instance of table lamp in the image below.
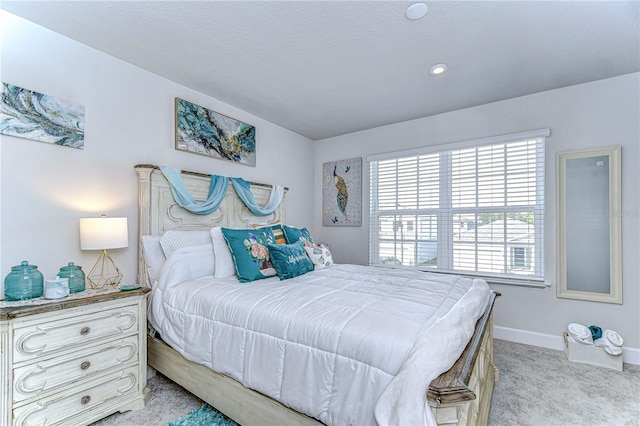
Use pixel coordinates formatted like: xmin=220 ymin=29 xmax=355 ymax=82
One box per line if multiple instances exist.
xmin=79 ymin=215 xmax=128 ymax=288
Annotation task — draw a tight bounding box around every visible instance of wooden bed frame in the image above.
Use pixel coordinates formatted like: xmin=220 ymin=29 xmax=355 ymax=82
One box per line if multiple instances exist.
xmin=135 ymin=164 xmax=499 ymax=425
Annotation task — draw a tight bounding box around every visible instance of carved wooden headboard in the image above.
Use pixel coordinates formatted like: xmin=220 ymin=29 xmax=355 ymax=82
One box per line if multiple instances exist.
xmin=135 ymin=164 xmax=286 ymax=284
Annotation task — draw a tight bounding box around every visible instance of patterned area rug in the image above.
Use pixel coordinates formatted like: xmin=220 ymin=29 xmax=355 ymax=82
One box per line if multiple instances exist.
xmin=167 ymin=404 xmax=237 ymax=426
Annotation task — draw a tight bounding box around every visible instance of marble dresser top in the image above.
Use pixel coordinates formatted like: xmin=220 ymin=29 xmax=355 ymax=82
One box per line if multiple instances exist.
xmin=0 ymin=286 xmax=150 ymax=320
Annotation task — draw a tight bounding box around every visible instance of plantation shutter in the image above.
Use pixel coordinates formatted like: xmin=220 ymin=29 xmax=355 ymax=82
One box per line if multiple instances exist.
xmin=368 ymin=129 xmax=548 ymax=286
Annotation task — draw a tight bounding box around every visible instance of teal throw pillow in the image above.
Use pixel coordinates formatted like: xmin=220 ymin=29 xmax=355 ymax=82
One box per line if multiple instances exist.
xmin=282 ymin=225 xmax=315 ymax=246
xmin=267 ymin=243 xmax=314 ymax=280
xmin=221 ymin=228 xmax=277 ymax=282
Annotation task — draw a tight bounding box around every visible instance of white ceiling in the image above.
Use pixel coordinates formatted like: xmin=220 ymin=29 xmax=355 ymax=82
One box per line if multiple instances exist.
xmin=2 ymin=1 xmax=638 ymax=141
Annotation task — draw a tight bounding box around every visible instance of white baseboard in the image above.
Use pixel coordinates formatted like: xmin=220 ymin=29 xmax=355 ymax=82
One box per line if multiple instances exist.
xmin=494 ymin=326 xmax=640 ymax=365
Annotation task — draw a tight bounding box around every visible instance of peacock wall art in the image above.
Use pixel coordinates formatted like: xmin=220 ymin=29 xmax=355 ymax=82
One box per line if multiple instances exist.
xmin=322 ymin=157 xmax=362 ymax=227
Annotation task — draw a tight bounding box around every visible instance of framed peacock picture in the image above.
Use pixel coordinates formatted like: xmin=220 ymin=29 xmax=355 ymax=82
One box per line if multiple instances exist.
xmin=322 ymin=157 xmax=362 ymax=227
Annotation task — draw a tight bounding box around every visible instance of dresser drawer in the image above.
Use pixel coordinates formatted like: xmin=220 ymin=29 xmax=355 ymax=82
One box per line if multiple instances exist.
xmin=13 ymin=365 xmax=139 ymax=426
xmin=13 ymin=335 xmax=139 ymax=403
xmin=13 ymin=304 xmax=138 ymax=363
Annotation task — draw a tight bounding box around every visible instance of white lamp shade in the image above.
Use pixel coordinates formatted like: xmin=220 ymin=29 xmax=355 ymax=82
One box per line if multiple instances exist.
xmin=79 ymin=217 xmax=129 ymax=250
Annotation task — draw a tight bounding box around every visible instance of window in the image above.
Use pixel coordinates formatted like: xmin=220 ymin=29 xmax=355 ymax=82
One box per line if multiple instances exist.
xmin=510 ymin=247 xmax=531 ymax=269
xmin=368 ymin=130 xmax=548 ymax=285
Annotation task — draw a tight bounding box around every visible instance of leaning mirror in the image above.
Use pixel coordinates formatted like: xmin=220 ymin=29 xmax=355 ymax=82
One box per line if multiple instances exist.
xmin=556 ymin=146 xmax=621 ymax=303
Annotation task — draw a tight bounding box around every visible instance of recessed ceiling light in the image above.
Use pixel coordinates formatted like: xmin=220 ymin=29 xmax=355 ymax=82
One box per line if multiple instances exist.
xmin=429 ymin=63 xmax=448 ymax=76
xmin=405 ymin=3 xmax=428 ymax=20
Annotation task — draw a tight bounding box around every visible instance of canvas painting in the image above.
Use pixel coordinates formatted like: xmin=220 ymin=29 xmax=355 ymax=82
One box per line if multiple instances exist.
xmin=323 ymin=157 xmax=362 ymax=227
xmin=0 ymin=83 xmax=85 ymax=149
xmin=175 ymin=97 xmax=256 ymax=166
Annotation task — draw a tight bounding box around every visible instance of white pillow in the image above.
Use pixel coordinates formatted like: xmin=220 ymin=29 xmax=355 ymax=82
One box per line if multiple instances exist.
xmin=304 ymin=244 xmax=334 ymax=270
xmin=155 ymin=243 xmax=215 ymax=291
xmin=141 ymin=235 xmax=165 ymax=286
xmin=210 ymin=227 xmax=236 ymax=278
xmin=159 ymin=230 xmax=212 ymax=258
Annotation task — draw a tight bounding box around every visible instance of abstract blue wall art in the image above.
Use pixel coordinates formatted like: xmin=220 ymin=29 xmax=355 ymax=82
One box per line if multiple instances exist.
xmin=0 ymin=83 xmax=85 ymax=149
xmin=322 ymin=157 xmax=362 ymax=227
xmin=175 ymin=98 xmax=256 ymax=167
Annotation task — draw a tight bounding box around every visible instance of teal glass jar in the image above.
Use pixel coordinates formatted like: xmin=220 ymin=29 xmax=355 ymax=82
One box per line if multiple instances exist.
xmin=58 ymin=262 xmax=86 ymax=293
xmin=4 ymin=261 xmax=44 ymax=301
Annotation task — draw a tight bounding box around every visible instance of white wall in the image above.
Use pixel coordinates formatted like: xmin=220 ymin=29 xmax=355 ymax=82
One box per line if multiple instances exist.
xmin=0 ymin=12 xmax=314 ymax=297
xmin=314 ymin=73 xmax=640 ymax=353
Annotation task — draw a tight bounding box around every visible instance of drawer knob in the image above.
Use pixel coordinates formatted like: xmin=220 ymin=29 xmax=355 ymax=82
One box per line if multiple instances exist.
xmin=80 ymin=326 xmax=90 ymax=336
xmin=80 ymin=361 xmax=91 ymax=370
xmin=81 ymin=395 xmax=91 ymax=405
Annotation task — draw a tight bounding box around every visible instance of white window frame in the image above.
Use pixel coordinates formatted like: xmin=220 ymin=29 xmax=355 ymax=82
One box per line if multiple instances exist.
xmin=367 ymin=129 xmax=549 ymax=287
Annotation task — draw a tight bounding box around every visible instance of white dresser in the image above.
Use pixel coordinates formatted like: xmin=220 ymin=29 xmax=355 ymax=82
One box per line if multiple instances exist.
xmin=0 ymin=288 xmax=151 ymax=426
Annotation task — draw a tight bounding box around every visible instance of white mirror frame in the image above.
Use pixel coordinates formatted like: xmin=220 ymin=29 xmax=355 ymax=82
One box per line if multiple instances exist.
xmin=556 ymin=146 xmax=622 ymax=304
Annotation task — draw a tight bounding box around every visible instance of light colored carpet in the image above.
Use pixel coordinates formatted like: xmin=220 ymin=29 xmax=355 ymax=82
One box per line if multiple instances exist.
xmin=92 ymin=339 xmax=639 ymax=425
xmin=490 ymin=340 xmax=639 ymax=426
xmin=91 ymin=372 xmax=203 ymax=426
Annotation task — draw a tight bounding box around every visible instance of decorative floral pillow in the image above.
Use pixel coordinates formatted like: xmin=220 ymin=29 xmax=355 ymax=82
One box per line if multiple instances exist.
xmin=268 ymin=243 xmax=314 ymax=280
xmin=304 ymin=244 xmax=334 ymax=270
xmin=221 ymin=228 xmax=277 ymax=282
xmin=282 ymin=225 xmax=315 ymax=247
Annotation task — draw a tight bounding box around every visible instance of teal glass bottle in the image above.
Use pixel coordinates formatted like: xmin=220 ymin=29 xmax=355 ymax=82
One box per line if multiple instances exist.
xmin=58 ymin=262 xmax=86 ymax=293
xmin=4 ymin=261 xmax=44 ymax=301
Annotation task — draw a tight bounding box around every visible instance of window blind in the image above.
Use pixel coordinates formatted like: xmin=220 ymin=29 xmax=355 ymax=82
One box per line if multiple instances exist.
xmin=369 ymin=130 xmax=547 ymax=285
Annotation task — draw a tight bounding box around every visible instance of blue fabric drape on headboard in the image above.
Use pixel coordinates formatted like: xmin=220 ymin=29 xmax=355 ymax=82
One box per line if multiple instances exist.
xmin=230 ymin=177 xmax=284 ymax=216
xmin=159 ymin=166 xmax=284 ymax=216
xmin=159 ymin=166 xmax=229 ymax=215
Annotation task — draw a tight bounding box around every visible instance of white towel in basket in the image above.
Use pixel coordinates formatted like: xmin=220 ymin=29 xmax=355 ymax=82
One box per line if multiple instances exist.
xmin=594 ymin=329 xmax=624 ymax=355
xmin=568 ymin=323 xmax=593 ymax=345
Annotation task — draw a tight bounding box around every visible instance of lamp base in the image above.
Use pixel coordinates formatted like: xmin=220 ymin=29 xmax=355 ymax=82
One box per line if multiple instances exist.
xmin=87 ymin=250 xmax=123 ymax=289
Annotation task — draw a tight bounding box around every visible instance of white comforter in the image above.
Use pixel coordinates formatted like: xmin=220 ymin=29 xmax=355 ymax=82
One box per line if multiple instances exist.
xmin=148 ymin=246 xmax=490 ymax=425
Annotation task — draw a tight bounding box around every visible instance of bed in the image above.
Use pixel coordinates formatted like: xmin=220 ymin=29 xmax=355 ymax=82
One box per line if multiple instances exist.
xmin=135 ymin=164 xmax=499 ymax=425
